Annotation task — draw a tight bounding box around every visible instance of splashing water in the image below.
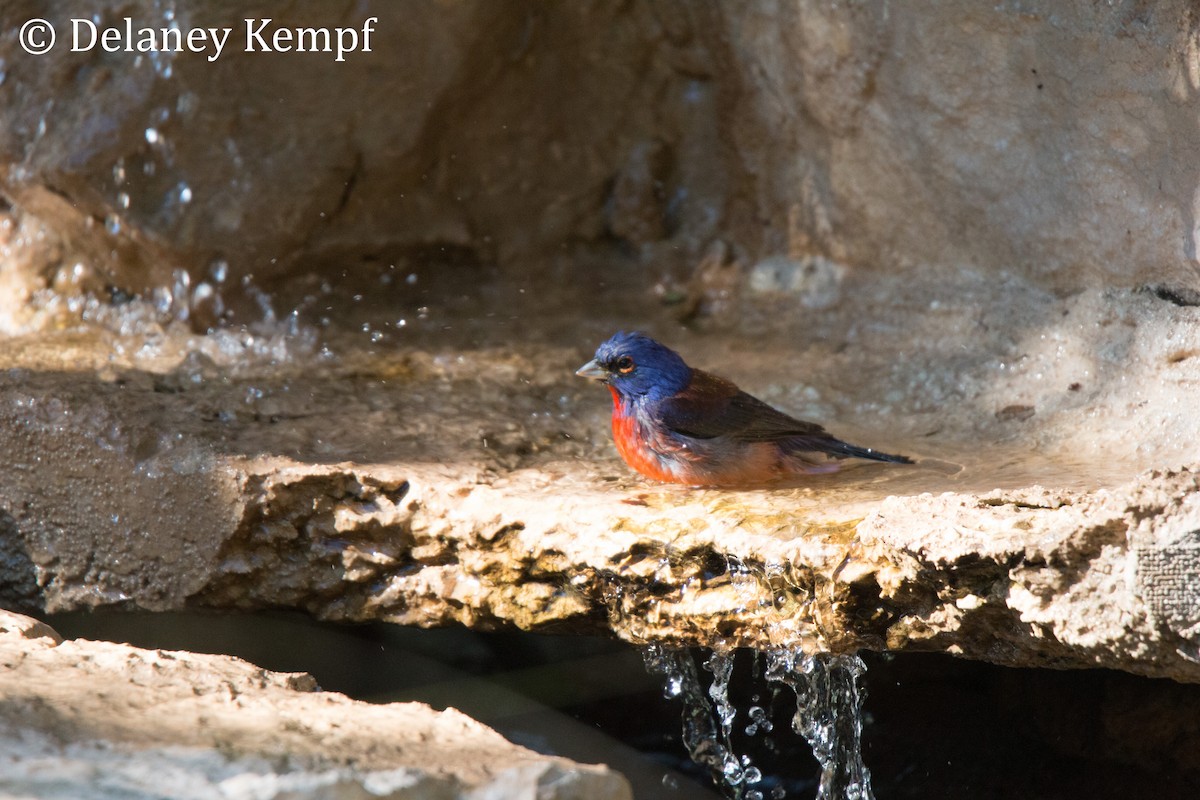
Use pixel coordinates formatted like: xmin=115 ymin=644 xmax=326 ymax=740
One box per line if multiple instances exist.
xmin=643 ymin=645 xmax=759 ymax=797
xmin=643 ymin=645 xmax=874 ymax=800
xmin=765 ymin=650 xmax=874 ymax=800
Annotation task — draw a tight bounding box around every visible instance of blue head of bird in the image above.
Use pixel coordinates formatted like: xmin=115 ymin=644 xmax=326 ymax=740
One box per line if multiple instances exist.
xmin=576 ymin=332 xmax=692 ymax=403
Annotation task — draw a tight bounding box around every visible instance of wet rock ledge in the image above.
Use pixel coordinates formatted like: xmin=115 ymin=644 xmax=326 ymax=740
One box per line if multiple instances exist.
xmin=181 ymin=460 xmax=1200 ymax=683
xmin=0 ymin=609 xmax=630 ymax=799
xmin=1 ymin=347 xmax=1198 ymax=685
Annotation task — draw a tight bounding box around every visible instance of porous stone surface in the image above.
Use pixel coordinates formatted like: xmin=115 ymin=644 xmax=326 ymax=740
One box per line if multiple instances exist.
xmin=1 ymin=271 xmax=1199 ymax=684
xmin=0 ymin=610 xmax=631 ymax=800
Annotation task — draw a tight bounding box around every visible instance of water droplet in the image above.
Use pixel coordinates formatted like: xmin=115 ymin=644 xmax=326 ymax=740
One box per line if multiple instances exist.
xmin=172 ymin=268 xmax=191 ymax=300
xmin=105 ymin=215 xmax=122 ymax=236
xmin=117 ymin=192 xmax=130 ymax=209
xmin=177 ymin=184 xmax=192 ymax=204
xmin=145 ymin=128 xmax=160 ymax=145
xmin=176 ymin=92 xmax=199 ymax=116
xmin=150 ymin=286 xmax=173 ymax=315
xmin=747 ymin=705 xmax=773 ymax=734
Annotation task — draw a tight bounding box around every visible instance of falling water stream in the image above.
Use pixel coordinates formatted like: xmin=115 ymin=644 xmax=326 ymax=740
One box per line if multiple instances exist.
xmin=764 ymin=650 xmax=873 ymax=800
xmin=644 ymin=645 xmax=873 ymax=800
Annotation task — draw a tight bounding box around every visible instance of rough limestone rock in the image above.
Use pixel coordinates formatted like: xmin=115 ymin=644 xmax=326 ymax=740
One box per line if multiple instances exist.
xmin=1 ymin=275 xmax=1199 ymax=684
xmin=0 ymin=1 xmax=705 ymax=297
xmin=698 ymin=1 xmax=1200 ymax=289
xmin=3 ymin=2 xmax=1200 ymax=307
xmin=0 ymin=610 xmax=631 ymax=800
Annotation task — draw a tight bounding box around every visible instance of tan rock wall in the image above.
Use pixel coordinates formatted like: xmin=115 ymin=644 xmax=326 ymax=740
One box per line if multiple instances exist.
xmin=4 ymin=3 xmax=1198 ymax=302
xmin=705 ymin=2 xmax=1200 ymax=287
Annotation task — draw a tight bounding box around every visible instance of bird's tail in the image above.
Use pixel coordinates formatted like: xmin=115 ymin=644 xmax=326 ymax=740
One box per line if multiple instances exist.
xmin=787 ymin=435 xmax=913 ymax=464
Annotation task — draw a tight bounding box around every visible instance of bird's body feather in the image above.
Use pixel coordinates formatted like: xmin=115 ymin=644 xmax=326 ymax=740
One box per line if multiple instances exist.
xmin=579 ymin=332 xmax=911 ymax=487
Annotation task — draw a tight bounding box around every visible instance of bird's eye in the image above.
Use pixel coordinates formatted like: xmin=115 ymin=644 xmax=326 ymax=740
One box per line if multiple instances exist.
xmin=615 ymin=355 xmax=635 ymax=374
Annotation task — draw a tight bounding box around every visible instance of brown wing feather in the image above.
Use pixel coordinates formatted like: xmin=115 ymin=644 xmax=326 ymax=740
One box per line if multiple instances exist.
xmin=659 ymin=369 xmax=913 ymax=464
xmin=657 ymin=369 xmax=831 ymax=442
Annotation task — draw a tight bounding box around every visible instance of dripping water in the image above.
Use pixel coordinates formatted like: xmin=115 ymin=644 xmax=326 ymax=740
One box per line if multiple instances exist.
xmin=643 ymin=645 xmax=873 ymax=800
xmin=643 ymin=645 xmax=757 ymax=796
xmin=764 ymin=649 xmax=873 ymax=800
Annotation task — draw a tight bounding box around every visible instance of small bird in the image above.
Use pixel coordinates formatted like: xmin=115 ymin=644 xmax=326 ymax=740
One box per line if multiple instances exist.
xmin=576 ymin=332 xmax=911 ymax=486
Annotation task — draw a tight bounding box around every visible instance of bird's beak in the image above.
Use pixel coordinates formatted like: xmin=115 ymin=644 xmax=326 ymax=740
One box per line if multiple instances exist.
xmin=575 ymin=359 xmax=607 ymax=381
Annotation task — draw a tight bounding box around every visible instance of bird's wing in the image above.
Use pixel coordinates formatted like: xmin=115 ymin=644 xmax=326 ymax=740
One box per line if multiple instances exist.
xmin=657 ymin=369 xmax=831 ymax=442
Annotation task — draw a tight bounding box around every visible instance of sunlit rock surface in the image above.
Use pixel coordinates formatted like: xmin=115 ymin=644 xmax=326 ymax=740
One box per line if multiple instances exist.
xmin=0 ymin=610 xmax=631 ymax=800
xmin=1 ymin=267 xmax=1199 ymax=684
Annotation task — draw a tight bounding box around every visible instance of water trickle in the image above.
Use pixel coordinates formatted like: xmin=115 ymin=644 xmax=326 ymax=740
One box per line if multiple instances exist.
xmin=765 ymin=650 xmax=874 ymax=800
xmin=643 ymin=645 xmax=758 ymax=798
xmin=644 ymin=645 xmax=874 ymax=800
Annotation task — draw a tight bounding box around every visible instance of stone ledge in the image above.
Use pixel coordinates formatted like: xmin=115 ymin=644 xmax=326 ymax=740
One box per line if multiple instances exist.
xmin=1 ymin=320 xmax=1199 ymax=684
xmin=9 ymin=445 xmax=1199 ymax=681
xmin=0 ymin=610 xmax=631 ymax=800
xmin=191 ymin=459 xmax=1200 ymax=683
